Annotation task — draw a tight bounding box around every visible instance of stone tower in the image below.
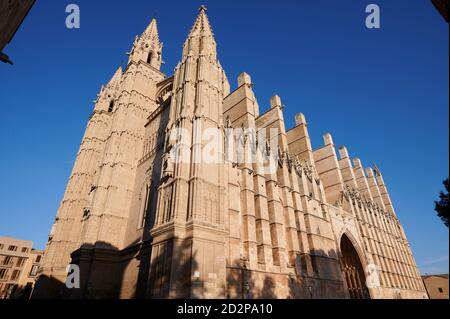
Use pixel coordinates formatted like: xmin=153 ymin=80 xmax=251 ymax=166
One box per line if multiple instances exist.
xmin=33 ymin=7 xmax=428 ymax=299
xmin=145 ymin=7 xmax=231 ymax=298
xmin=33 ymin=18 xmax=165 ymax=298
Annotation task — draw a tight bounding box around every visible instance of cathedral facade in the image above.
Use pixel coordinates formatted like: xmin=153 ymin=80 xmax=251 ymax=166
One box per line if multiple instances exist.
xmin=33 ymin=7 xmax=428 ymax=299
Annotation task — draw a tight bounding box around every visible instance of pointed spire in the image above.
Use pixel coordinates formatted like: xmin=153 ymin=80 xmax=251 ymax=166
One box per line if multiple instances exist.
xmin=188 ymin=5 xmax=214 ymax=38
xmin=128 ymin=18 xmax=163 ymax=69
xmin=170 ymin=7 xmax=229 ymax=124
xmin=109 ymin=66 xmax=122 ymax=88
xmin=94 ymin=67 xmax=122 ymax=112
xmin=142 ymin=18 xmax=160 ymax=44
xmin=182 ymin=6 xmax=217 ymax=60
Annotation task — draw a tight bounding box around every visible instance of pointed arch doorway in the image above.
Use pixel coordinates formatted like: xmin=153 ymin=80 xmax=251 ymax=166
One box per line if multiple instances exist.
xmin=340 ymin=234 xmax=370 ymax=299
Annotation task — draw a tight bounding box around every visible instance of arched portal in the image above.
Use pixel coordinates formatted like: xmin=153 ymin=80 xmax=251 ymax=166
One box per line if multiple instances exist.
xmin=340 ymin=234 xmax=370 ymax=299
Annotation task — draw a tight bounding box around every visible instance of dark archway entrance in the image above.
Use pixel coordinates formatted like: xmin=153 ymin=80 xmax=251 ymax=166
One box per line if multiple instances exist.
xmin=340 ymin=234 xmax=370 ymax=299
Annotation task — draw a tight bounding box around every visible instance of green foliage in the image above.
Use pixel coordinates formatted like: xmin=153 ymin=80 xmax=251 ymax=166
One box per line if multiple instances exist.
xmin=434 ymin=178 xmax=449 ymax=227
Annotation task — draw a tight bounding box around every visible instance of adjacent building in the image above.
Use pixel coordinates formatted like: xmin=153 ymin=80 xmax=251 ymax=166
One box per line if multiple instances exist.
xmin=422 ymin=274 xmax=449 ymax=299
xmin=0 ymin=236 xmax=43 ymax=299
xmin=33 ymin=7 xmax=428 ymax=299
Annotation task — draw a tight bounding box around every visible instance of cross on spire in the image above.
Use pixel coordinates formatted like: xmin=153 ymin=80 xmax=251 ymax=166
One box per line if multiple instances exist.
xmin=181 ymin=4 xmax=216 ymax=60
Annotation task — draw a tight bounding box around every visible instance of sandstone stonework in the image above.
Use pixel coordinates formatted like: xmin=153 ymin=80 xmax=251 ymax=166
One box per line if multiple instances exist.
xmin=32 ymin=7 xmax=428 ymax=299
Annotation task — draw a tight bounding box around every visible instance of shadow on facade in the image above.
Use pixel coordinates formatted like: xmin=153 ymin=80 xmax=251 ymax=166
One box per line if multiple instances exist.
xmin=226 ymin=259 xmax=277 ymax=299
xmin=99 ymin=239 xmax=204 ymax=299
xmin=32 ymin=274 xmax=66 ymax=299
xmin=4 ymin=282 xmax=36 ymax=300
xmin=288 ymin=248 xmax=347 ymax=299
xmin=226 ymin=248 xmax=349 ymax=299
xmin=70 ymin=242 xmax=126 ymax=299
xmin=147 ymin=238 xmax=198 ymax=299
xmin=118 ymin=236 xmax=200 ymax=299
xmin=33 ymin=241 xmax=127 ymax=299
xmin=32 ymin=241 xmax=367 ymax=299
xmin=32 ymin=243 xmax=360 ymax=299
xmin=32 ymin=237 xmax=200 ymax=299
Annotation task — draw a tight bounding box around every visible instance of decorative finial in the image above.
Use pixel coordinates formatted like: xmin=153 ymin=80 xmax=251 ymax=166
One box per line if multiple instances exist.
xmin=199 ymin=5 xmax=207 ymax=12
xmin=373 ymin=163 xmax=381 ymax=176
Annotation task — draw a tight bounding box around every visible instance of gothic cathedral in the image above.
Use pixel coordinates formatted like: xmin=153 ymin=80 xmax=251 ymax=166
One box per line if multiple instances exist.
xmin=32 ymin=7 xmax=428 ymax=299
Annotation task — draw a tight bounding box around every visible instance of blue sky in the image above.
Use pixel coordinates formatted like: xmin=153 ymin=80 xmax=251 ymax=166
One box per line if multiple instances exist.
xmin=0 ymin=0 xmax=448 ymax=275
